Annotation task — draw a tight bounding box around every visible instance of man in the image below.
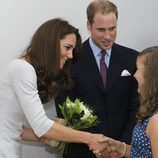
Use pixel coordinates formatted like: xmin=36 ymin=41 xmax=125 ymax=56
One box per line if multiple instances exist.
xmin=56 ymin=0 xmax=139 ymax=157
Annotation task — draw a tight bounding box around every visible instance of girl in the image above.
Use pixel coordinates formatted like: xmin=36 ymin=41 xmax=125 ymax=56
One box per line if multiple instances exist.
xmin=98 ymin=46 xmax=158 ymax=158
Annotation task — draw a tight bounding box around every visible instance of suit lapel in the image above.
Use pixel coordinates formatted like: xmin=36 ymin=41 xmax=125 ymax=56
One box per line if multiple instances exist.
xmin=106 ymin=44 xmax=123 ymax=92
xmin=80 ymin=41 xmax=105 ymax=93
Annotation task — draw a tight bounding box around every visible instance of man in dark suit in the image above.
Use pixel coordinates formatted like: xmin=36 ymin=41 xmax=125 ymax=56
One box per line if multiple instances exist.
xmin=56 ymin=0 xmax=139 ymax=157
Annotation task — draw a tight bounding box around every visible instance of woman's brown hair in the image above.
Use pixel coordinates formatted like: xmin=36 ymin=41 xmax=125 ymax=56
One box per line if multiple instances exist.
xmin=137 ymin=46 xmax=158 ymax=122
xmin=22 ymin=18 xmax=81 ymax=103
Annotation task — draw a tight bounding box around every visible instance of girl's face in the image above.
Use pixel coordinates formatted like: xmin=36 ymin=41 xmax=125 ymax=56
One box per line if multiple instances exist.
xmin=59 ymin=33 xmax=76 ymax=69
xmin=134 ymin=55 xmax=146 ymax=94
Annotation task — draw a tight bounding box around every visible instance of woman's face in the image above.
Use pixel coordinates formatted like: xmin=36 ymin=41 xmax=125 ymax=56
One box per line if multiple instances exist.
xmin=134 ymin=55 xmax=146 ymax=94
xmin=59 ymin=33 xmax=76 ymax=69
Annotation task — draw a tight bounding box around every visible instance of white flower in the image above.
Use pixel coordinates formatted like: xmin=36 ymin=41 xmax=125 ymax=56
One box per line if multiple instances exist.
xmin=71 ymin=103 xmax=75 ymax=108
xmin=80 ymin=104 xmax=91 ymax=120
xmin=66 ymin=103 xmax=71 ymax=108
xmin=66 ymin=101 xmax=75 ymax=108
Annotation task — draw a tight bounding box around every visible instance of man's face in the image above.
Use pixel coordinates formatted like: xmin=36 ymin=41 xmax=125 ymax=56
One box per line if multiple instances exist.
xmin=87 ymin=12 xmax=117 ymax=50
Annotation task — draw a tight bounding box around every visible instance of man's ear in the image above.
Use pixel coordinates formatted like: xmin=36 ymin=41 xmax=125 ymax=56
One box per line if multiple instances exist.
xmin=87 ymin=20 xmax=92 ymax=31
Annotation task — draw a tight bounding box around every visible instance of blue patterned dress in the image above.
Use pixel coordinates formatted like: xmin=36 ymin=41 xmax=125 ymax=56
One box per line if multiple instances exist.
xmin=131 ymin=118 xmax=152 ymax=157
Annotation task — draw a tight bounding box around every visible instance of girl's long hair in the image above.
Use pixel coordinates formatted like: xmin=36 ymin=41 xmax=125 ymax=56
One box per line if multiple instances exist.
xmin=137 ymin=46 xmax=158 ymax=122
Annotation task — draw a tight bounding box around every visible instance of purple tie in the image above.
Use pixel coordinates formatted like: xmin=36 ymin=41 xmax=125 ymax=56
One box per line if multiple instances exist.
xmin=100 ymin=50 xmax=107 ymax=87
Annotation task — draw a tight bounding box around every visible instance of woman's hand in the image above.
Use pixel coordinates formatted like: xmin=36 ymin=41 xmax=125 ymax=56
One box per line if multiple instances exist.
xmin=95 ymin=137 xmax=128 ymax=158
xmin=87 ymin=134 xmax=110 ymax=156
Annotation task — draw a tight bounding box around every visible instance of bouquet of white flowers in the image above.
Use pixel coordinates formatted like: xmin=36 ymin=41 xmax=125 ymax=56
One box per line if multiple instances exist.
xmin=57 ymin=97 xmax=99 ymax=153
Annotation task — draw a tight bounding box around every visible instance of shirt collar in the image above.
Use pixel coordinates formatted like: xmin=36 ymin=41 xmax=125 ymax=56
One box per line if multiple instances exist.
xmin=89 ymin=37 xmax=111 ymax=58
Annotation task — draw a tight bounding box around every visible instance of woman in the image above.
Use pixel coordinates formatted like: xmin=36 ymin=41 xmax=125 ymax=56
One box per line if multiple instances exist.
xmin=97 ymin=46 xmax=158 ymax=158
xmin=0 ymin=18 xmax=105 ymax=158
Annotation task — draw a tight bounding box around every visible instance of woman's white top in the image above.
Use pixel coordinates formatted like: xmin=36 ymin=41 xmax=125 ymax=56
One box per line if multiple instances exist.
xmin=0 ymin=59 xmax=54 ymax=158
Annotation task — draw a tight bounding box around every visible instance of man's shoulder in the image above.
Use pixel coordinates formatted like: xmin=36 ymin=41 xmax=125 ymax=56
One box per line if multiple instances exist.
xmin=80 ymin=39 xmax=92 ymax=55
xmin=113 ymin=43 xmax=139 ymax=56
xmin=82 ymin=39 xmax=90 ymax=48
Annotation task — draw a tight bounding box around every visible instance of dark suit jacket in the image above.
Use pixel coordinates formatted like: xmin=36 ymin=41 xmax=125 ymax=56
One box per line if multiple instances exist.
xmin=56 ymin=39 xmax=139 ymax=158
